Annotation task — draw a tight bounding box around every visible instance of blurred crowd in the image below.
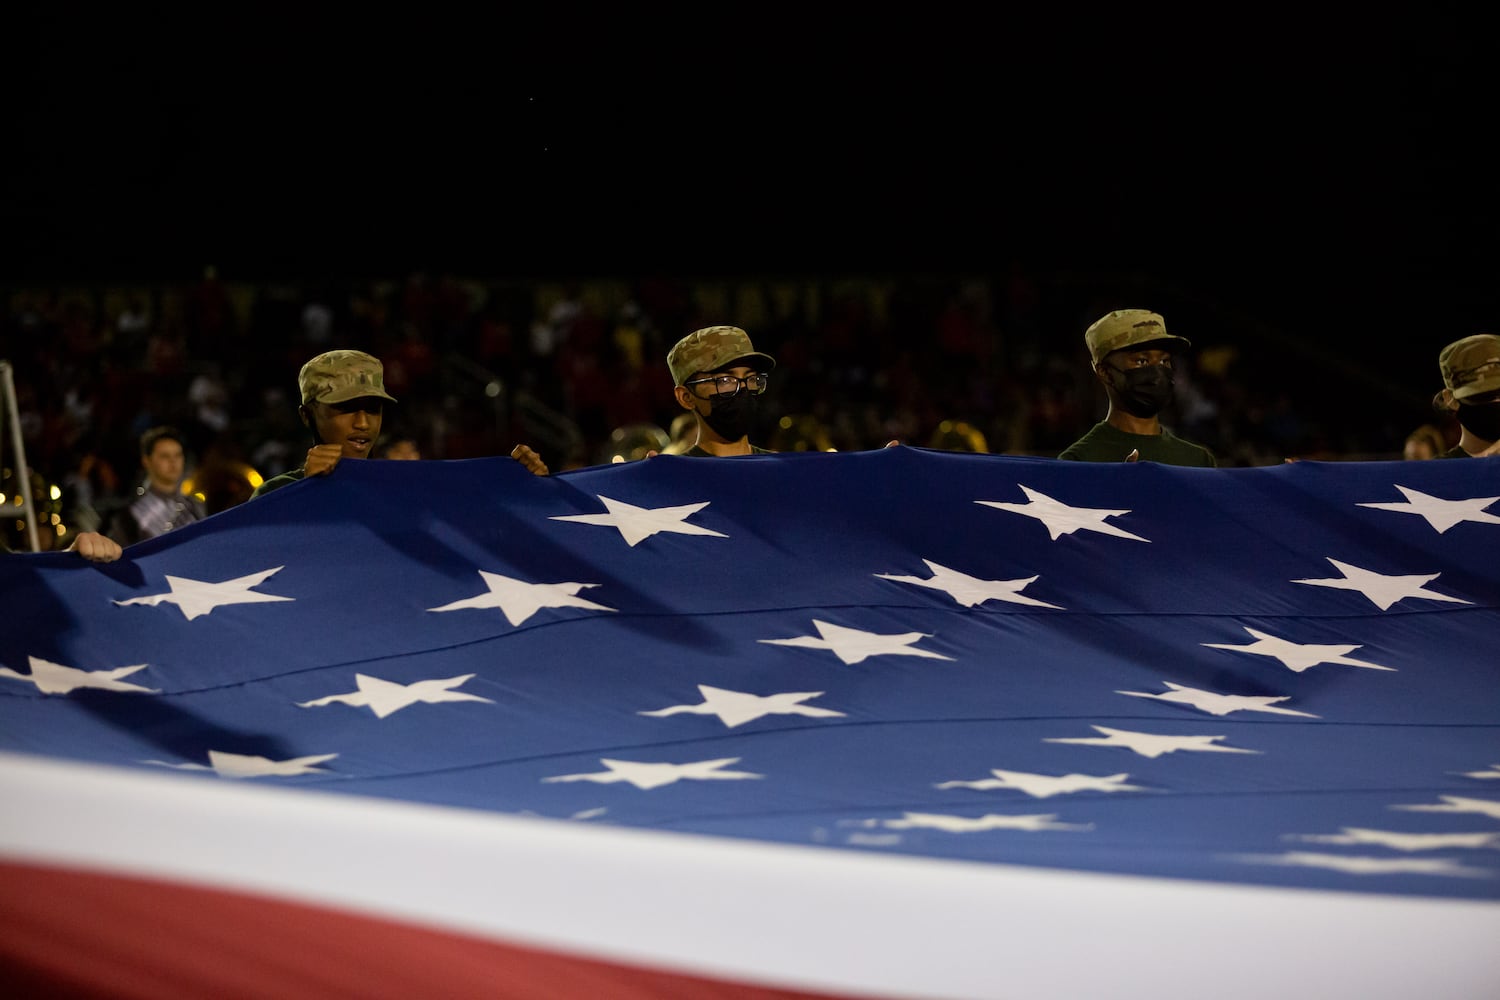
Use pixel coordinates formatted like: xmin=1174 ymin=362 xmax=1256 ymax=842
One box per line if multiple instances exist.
xmin=0 ymin=266 xmax=1459 ymax=550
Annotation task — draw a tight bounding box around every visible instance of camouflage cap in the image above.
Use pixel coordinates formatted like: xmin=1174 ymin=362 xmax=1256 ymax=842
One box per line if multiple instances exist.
xmin=1084 ymin=309 xmax=1192 ymax=367
xmin=667 ymin=326 xmax=776 ymax=386
xmin=297 ymin=350 xmax=398 ymax=405
xmin=1439 ymin=334 xmax=1500 ymax=401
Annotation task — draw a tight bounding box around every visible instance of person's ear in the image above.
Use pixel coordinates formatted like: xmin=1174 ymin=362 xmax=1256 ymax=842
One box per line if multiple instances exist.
xmin=299 ymin=404 xmax=324 ymax=444
xmin=674 ymin=386 xmax=697 ymax=411
xmin=1433 ymin=388 xmax=1458 ymax=414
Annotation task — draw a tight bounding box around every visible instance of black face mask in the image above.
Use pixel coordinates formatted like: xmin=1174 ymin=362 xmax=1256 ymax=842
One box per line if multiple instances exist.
xmin=1107 ymin=365 xmax=1175 ymax=418
xmin=1457 ymin=399 xmax=1500 ymax=442
xmin=702 ymin=392 xmax=760 ymax=442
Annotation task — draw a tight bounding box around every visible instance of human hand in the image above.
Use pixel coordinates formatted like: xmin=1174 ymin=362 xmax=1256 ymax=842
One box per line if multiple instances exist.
xmin=510 ymin=444 xmax=550 ymax=476
xmin=69 ymin=531 xmax=122 ymax=563
xmin=884 ymin=439 xmax=900 ymax=448
xmin=1125 ymin=449 xmax=1139 ymax=463
xmin=303 ymin=444 xmax=345 ymax=478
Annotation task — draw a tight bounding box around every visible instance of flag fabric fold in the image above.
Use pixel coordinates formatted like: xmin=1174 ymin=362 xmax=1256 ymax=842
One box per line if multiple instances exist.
xmin=2 ymin=447 xmax=1497 ymax=998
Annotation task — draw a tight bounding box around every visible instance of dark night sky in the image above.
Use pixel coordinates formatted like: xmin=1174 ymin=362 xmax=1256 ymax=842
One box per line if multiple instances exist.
xmin=4 ymin=11 xmax=1495 ymax=378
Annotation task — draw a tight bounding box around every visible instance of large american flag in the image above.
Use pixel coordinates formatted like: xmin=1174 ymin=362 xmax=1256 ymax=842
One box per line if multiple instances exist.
xmin=2 ymin=448 xmax=1497 ymax=998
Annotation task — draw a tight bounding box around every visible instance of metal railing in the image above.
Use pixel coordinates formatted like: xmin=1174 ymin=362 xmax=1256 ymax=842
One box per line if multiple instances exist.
xmin=0 ymin=360 xmax=42 ymax=552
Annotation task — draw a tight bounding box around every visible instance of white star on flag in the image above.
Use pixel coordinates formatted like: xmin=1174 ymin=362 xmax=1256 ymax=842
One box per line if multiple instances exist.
xmin=1391 ymin=796 xmax=1500 ymax=821
xmin=976 ymin=486 xmax=1149 ymax=542
xmin=297 ymin=673 xmax=494 ymax=719
xmin=549 ymin=495 xmax=728 ymax=547
xmin=876 ymin=559 xmax=1062 ymax=609
xmin=542 ymin=757 xmax=762 ymax=790
xmin=1287 ymin=828 xmax=1500 ymax=852
xmin=1291 ymin=558 xmax=1468 ymax=611
xmin=878 ymin=812 xmax=1092 ymax=833
xmin=1045 ymin=726 xmax=1259 ymax=759
xmin=1459 ymin=764 xmax=1500 ymax=780
xmin=1117 ymin=681 xmax=1318 ymax=717
xmin=1233 ymin=852 xmax=1491 ymax=878
xmin=428 ymin=570 xmax=616 ymax=626
xmin=146 ymin=750 xmax=338 ymax=778
xmin=0 ymin=657 xmax=157 ymax=695
xmin=935 ymin=769 xmax=1147 ymax=798
xmin=640 ymin=685 xmax=846 ymax=728
xmin=113 ymin=566 xmax=294 ymax=621
xmin=759 ymin=619 xmax=952 ymax=665
xmin=1202 ymin=626 xmax=1394 ymax=673
xmin=1357 ymin=485 xmax=1500 ymax=534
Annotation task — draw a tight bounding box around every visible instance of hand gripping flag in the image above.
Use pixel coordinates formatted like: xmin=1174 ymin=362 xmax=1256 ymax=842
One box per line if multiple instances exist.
xmin=1 ymin=448 xmax=1497 ymax=998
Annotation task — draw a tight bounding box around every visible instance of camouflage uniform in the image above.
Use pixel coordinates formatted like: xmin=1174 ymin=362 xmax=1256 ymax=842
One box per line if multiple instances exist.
xmin=667 ymin=326 xmax=776 ymax=386
xmin=1059 ymin=309 xmax=1216 ymax=467
xmin=251 ymin=351 xmax=397 ymax=497
xmin=1436 ymin=334 xmax=1500 ymax=458
xmin=667 ymin=327 xmax=777 ymax=457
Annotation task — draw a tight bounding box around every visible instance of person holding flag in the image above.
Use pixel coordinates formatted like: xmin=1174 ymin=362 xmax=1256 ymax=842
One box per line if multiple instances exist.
xmin=1434 ymin=333 xmax=1500 ymax=458
xmin=252 ymin=350 xmax=548 ymax=498
xmin=1058 ymin=308 xmax=1217 ymax=467
xmin=664 ymin=326 xmax=777 ymax=457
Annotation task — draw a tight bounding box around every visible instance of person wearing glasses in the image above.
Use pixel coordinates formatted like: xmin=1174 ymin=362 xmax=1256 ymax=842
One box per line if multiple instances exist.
xmin=666 ymin=326 xmax=776 ymax=457
xmin=1057 ymin=308 xmax=1217 ymax=467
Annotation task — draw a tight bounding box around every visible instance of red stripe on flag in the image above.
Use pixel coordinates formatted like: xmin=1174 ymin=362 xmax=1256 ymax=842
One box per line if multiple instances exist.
xmin=0 ymin=860 xmax=864 ymax=1000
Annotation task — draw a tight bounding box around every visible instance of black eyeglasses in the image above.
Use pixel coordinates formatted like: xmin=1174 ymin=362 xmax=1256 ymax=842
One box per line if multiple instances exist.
xmin=685 ymin=373 xmax=770 ymax=398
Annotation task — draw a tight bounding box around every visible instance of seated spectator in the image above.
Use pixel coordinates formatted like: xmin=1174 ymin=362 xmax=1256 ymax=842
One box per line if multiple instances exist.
xmin=107 ymin=426 xmax=207 ymax=545
xmin=381 ymin=437 xmax=423 ymax=460
xmin=1402 ymin=424 xmax=1447 ymax=460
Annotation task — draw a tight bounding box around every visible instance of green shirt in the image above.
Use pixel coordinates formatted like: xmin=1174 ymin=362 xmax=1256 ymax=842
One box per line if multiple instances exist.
xmin=250 ymin=468 xmax=306 ymax=498
xmin=684 ymin=445 xmax=773 ymax=457
xmin=1058 ymin=422 xmax=1217 ymax=467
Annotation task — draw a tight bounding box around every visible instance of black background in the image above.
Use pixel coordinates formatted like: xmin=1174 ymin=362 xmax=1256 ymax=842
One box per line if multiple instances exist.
xmin=4 ymin=10 xmax=1495 ymax=399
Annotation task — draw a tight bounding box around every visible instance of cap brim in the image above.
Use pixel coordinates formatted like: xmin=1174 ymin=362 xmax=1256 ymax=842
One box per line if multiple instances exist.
xmin=714 ymin=352 xmax=776 ymax=373
xmin=1096 ymin=335 xmax=1191 ymax=365
xmin=1134 ymin=335 xmax=1192 ymax=353
xmin=1453 ymin=375 xmax=1500 ymax=401
xmin=318 ymin=388 xmax=398 ymax=405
